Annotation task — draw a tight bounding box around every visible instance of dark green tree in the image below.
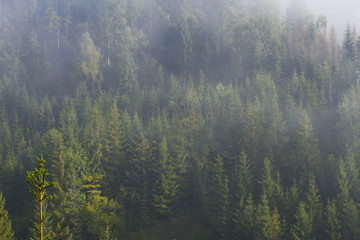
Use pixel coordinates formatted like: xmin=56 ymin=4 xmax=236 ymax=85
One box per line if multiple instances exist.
xmin=343 ymin=24 xmax=356 ymax=62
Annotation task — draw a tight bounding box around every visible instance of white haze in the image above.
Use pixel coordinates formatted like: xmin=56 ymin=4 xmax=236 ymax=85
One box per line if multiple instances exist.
xmin=277 ymin=0 xmax=360 ymax=40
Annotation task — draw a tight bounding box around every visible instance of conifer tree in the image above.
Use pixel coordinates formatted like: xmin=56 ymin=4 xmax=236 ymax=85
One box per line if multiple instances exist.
xmin=30 ymin=201 xmax=53 ymax=240
xmin=337 ymin=158 xmax=360 ymax=239
xmin=26 ymin=155 xmax=56 ymax=240
xmin=237 ymin=194 xmax=257 ymax=239
xmin=103 ymin=101 xmax=126 ymax=198
xmin=153 ymin=136 xmax=178 ymax=215
xmin=325 ymin=200 xmax=341 ymax=240
xmin=291 ymin=201 xmax=315 ymax=240
xmin=206 ymin=155 xmax=229 ymax=238
xmin=228 ymin=152 xmax=252 ymax=238
xmin=65 ymin=167 xmax=83 ymax=240
xmin=41 ymin=129 xmax=72 ymax=240
xmin=0 ymin=193 xmax=14 ymax=240
xmin=305 ymin=174 xmax=322 ymax=236
xmin=343 ymin=24 xmax=356 ymax=62
xmin=84 ymin=101 xmax=105 ymax=175
xmin=255 ymin=195 xmax=282 ymax=240
xmin=259 ymin=157 xmax=284 ymax=210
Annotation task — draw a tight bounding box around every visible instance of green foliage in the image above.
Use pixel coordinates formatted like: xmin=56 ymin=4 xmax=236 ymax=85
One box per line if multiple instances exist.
xmin=82 ymin=195 xmax=124 ymax=240
xmin=79 ymin=32 xmax=103 ymax=93
xmin=30 ymin=201 xmax=53 ymax=240
xmin=0 ymin=193 xmax=14 ymax=240
xmin=1 ymin=0 xmax=360 ymax=239
xmin=325 ymin=200 xmax=341 ymax=240
xmin=26 ymin=155 xmax=56 ymax=240
xmin=153 ymin=137 xmax=178 ymax=215
xmin=291 ymin=202 xmax=315 ymax=240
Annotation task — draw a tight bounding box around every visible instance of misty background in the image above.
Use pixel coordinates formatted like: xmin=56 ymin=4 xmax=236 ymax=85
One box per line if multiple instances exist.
xmin=278 ymin=0 xmax=360 ymax=36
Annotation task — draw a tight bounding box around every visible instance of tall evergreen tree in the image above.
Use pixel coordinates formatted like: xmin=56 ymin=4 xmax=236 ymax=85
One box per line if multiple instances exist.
xmin=103 ymin=101 xmax=126 ymax=198
xmin=291 ymin=201 xmax=315 ymax=240
xmin=343 ymin=24 xmax=356 ymax=62
xmin=152 ymin=136 xmax=178 ymax=216
xmin=26 ymin=155 xmax=56 ymax=240
xmin=29 ymin=201 xmax=53 ymax=240
xmin=325 ymin=200 xmax=341 ymax=240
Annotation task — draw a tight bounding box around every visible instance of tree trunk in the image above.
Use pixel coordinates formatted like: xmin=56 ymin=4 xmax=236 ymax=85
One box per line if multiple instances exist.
xmin=40 ymin=187 xmax=43 ymax=240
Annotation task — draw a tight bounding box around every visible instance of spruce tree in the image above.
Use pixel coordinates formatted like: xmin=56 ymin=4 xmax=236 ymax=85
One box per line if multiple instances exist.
xmin=255 ymin=195 xmax=280 ymax=240
xmin=337 ymin=158 xmax=360 ymax=239
xmin=236 ymin=194 xmax=257 ymax=239
xmin=305 ymin=174 xmax=322 ymax=237
xmin=291 ymin=201 xmax=315 ymax=240
xmin=0 ymin=193 xmax=14 ymax=240
xmin=343 ymin=24 xmax=356 ymax=62
xmin=26 ymin=155 xmax=56 ymax=240
xmin=325 ymin=200 xmax=341 ymax=240
xmin=153 ymin=136 xmax=178 ymax=215
xmin=29 ymin=201 xmax=53 ymax=240
xmin=103 ymin=101 xmax=126 ymax=198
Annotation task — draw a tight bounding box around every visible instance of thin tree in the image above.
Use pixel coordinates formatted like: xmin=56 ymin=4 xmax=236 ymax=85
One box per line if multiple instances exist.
xmin=26 ymin=155 xmax=56 ymax=240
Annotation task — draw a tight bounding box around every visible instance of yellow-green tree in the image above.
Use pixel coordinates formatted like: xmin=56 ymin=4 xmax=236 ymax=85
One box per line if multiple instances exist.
xmin=79 ymin=32 xmax=103 ymax=94
xmin=26 ymin=155 xmax=55 ymax=240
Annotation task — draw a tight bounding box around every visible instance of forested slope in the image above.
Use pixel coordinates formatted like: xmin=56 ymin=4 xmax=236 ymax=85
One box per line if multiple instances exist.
xmin=0 ymin=0 xmax=360 ymax=239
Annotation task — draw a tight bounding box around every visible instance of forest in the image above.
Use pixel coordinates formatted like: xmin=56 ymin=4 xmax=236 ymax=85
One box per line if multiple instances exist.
xmin=1 ymin=0 xmax=360 ymax=239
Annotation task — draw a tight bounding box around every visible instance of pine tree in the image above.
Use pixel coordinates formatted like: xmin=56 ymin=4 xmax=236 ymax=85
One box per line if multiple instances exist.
xmin=0 ymin=193 xmax=14 ymax=240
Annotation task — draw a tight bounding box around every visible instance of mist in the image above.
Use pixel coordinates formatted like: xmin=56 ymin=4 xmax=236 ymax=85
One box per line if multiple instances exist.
xmin=2 ymin=1 xmax=360 ymax=239
xmin=278 ymin=0 xmax=360 ymax=34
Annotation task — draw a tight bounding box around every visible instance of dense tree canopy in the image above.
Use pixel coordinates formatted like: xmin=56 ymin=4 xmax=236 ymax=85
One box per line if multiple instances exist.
xmin=1 ymin=0 xmax=360 ymax=239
